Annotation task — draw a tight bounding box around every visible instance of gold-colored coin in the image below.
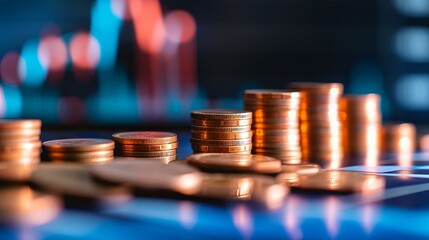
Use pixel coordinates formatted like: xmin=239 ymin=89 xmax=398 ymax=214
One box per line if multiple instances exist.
xmin=190 ymin=174 xmax=289 ymax=208
xmin=0 ymin=186 xmax=62 ymax=225
xmin=0 ymin=157 xmax=40 ymax=182
xmin=191 ymin=125 xmax=252 ymax=133
xmin=191 ymin=131 xmax=252 ymax=140
xmin=190 ymin=109 xmax=252 ymax=120
xmin=112 ymin=132 xmax=177 ymax=145
xmin=32 ymin=163 xmax=131 ymax=203
xmin=191 ymin=119 xmax=252 ymax=127
xmin=43 ymin=138 xmax=114 ymax=152
xmin=116 ymin=149 xmax=176 ymax=158
xmin=116 ymin=142 xmax=178 ymax=151
xmin=90 ymin=160 xmax=203 ymax=195
xmin=190 ymin=138 xmax=252 ymax=146
xmin=192 ymin=144 xmax=252 ymax=153
xmin=292 ymin=170 xmax=385 ymax=193
xmin=186 ymin=153 xmax=282 ymax=174
xmin=0 ymin=119 xmax=42 ymax=129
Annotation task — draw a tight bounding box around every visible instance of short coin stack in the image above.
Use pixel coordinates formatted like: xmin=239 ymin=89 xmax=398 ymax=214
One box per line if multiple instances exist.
xmin=288 ymin=82 xmax=344 ymax=169
xmin=381 ymin=123 xmax=416 ymax=156
xmin=243 ymin=90 xmax=302 ymax=164
xmin=0 ymin=119 xmax=42 ymax=181
xmin=190 ymin=110 xmax=253 ymax=154
xmin=113 ymin=132 xmax=178 ymax=163
xmin=340 ymin=94 xmax=382 ymax=165
xmin=42 ymin=138 xmax=114 ymax=164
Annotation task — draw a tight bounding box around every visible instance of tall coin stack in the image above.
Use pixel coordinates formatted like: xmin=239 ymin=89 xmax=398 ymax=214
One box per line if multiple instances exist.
xmin=0 ymin=119 xmax=41 ymax=181
xmin=288 ymin=82 xmax=344 ymax=169
xmin=190 ymin=110 xmax=253 ymax=154
xmin=113 ymin=132 xmax=178 ymax=163
xmin=340 ymin=94 xmax=382 ymax=166
xmin=42 ymin=139 xmax=114 ymax=164
xmin=243 ymin=90 xmax=302 ymax=164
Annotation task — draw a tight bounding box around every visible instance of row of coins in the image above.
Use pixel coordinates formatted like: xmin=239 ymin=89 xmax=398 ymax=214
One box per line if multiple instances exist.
xmin=113 ymin=132 xmax=178 ymax=163
xmin=243 ymin=90 xmax=302 ymax=164
xmin=190 ymin=110 xmax=253 ymax=154
xmin=288 ymin=83 xmax=344 ymax=169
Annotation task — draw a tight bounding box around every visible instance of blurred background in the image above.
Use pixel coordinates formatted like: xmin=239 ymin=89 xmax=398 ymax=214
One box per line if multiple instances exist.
xmin=0 ymin=0 xmax=426 ymax=126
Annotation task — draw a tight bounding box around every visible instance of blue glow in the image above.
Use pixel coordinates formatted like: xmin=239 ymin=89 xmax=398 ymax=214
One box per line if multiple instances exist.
xmin=19 ymin=39 xmax=47 ymax=87
xmin=1 ymin=84 xmax=22 ymax=118
xmin=90 ymin=0 xmax=123 ymax=71
xmin=394 ymin=0 xmax=429 ymax=17
xmin=396 ymin=74 xmax=429 ymax=110
xmin=395 ymin=27 xmax=429 ymax=62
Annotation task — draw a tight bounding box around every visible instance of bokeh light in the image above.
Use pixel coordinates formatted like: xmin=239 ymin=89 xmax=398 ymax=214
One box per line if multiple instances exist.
xmin=38 ymin=35 xmax=68 ymax=71
xmin=165 ymin=11 xmax=196 ymax=44
xmin=0 ymin=51 xmax=22 ymax=86
xmin=69 ymin=32 xmax=101 ymax=69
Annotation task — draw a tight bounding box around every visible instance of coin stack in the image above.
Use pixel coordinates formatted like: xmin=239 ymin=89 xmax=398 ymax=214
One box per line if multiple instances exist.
xmin=113 ymin=132 xmax=178 ymax=163
xmin=243 ymin=90 xmax=302 ymax=164
xmin=42 ymin=138 xmax=114 ymax=164
xmin=190 ymin=110 xmax=253 ymax=154
xmin=0 ymin=119 xmax=42 ymax=181
xmin=288 ymin=82 xmax=344 ymax=169
xmin=340 ymin=94 xmax=382 ymax=165
xmin=381 ymin=123 xmax=416 ymax=155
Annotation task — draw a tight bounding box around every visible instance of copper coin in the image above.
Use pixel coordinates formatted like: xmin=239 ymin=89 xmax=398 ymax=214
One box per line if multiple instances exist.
xmin=251 ymin=109 xmax=299 ymax=118
xmin=252 ymin=122 xmax=299 ymax=129
xmin=191 ymin=119 xmax=252 ymax=127
xmin=112 ymin=132 xmax=177 ymax=145
xmin=116 ymin=142 xmax=178 ymax=151
xmin=50 ymin=157 xmax=115 ymax=165
xmin=193 ymin=150 xmax=252 ymax=155
xmin=0 ymin=128 xmax=40 ymax=138
xmin=292 ymin=170 xmax=385 ymax=193
xmin=252 ymin=117 xmax=298 ymax=124
xmin=191 ymin=174 xmax=289 ymax=207
xmin=276 ymin=164 xmax=321 ymax=186
xmin=186 ymin=153 xmax=282 ymax=174
xmin=32 ymin=163 xmax=131 ymax=203
xmin=114 ymin=156 xmax=177 ymax=164
xmin=0 ymin=186 xmax=62 ymax=225
xmin=191 ymin=131 xmax=252 ymax=140
xmin=191 ymin=125 xmax=252 ymax=133
xmin=90 ymin=160 xmax=203 ymax=195
xmin=0 ymin=141 xmax=41 ymax=152
xmin=288 ymin=82 xmax=343 ymax=94
xmin=43 ymin=150 xmax=114 ymax=160
xmin=0 ymin=119 xmax=42 ymax=129
xmin=191 ymin=144 xmax=252 ymax=153
xmin=0 ymin=157 xmax=40 ymax=182
xmin=116 ymin=149 xmax=176 ymax=158
xmin=244 ymin=89 xmax=300 ymax=99
xmin=191 ymin=109 xmax=252 ymax=120
xmin=43 ymin=138 xmax=114 ymax=152
xmin=0 ymin=149 xmax=40 ymax=160
xmin=190 ymin=138 xmax=252 ymax=146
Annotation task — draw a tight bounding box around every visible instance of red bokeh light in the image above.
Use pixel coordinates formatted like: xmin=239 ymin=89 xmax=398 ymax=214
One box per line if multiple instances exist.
xmin=165 ymin=10 xmax=196 ymax=44
xmin=38 ymin=35 xmax=68 ymax=71
xmin=0 ymin=51 xmax=22 ymax=86
xmin=69 ymin=32 xmax=101 ymax=69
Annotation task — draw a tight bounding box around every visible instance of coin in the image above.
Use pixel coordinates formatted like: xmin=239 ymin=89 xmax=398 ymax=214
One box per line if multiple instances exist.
xmin=51 ymin=157 xmax=114 ymax=164
xmin=114 ymin=156 xmax=177 ymax=164
xmin=116 ymin=149 xmax=176 ymax=158
xmin=191 ymin=119 xmax=252 ymax=127
xmin=90 ymin=160 xmax=203 ymax=195
xmin=292 ymin=170 xmax=385 ymax=192
xmin=32 ymin=163 xmax=131 ymax=203
xmin=0 ymin=186 xmax=62 ymax=225
xmin=190 ymin=138 xmax=252 ymax=146
xmin=43 ymin=150 xmax=114 ymax=160
xmin=186 ymin=153 xmax=282 ymax=174
xmin=276 ymin=164 xmax=321 ymax=186
xmin=244 ymin=89 xmax=301 ymax=99
xmin=112 ymin=132 xmax=177 ymax=145
xmin=0 ymin=128 xmax=40 ymax=139
xmin=0 ymin=119 xmax=42 ymax=129
xmin=191 ymin=131 xmax=252 ymax=140
xmin=191 ymin=109 xmax=252 ymax=120
xmin=190 ymin=174 xmax=289 ymax=208
xmin=191 ymin=125 xmax=252 ymax=133
xmin=43 ymin=138 xmax=114 ymax=152
xmin=0 ymin=150 xmax=40 ymax=160
xmin=0 ymin=157 xmax=40 ymax=182
xmin=0 ymin=141 xmax=41 ymax=152
xmin=191 ymin=144 xmax=252 ymax=153
xmin=288 ymin=82 xmax=343 ymax=94
xmin=117 ymin=142 xmax=178 ymax=151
